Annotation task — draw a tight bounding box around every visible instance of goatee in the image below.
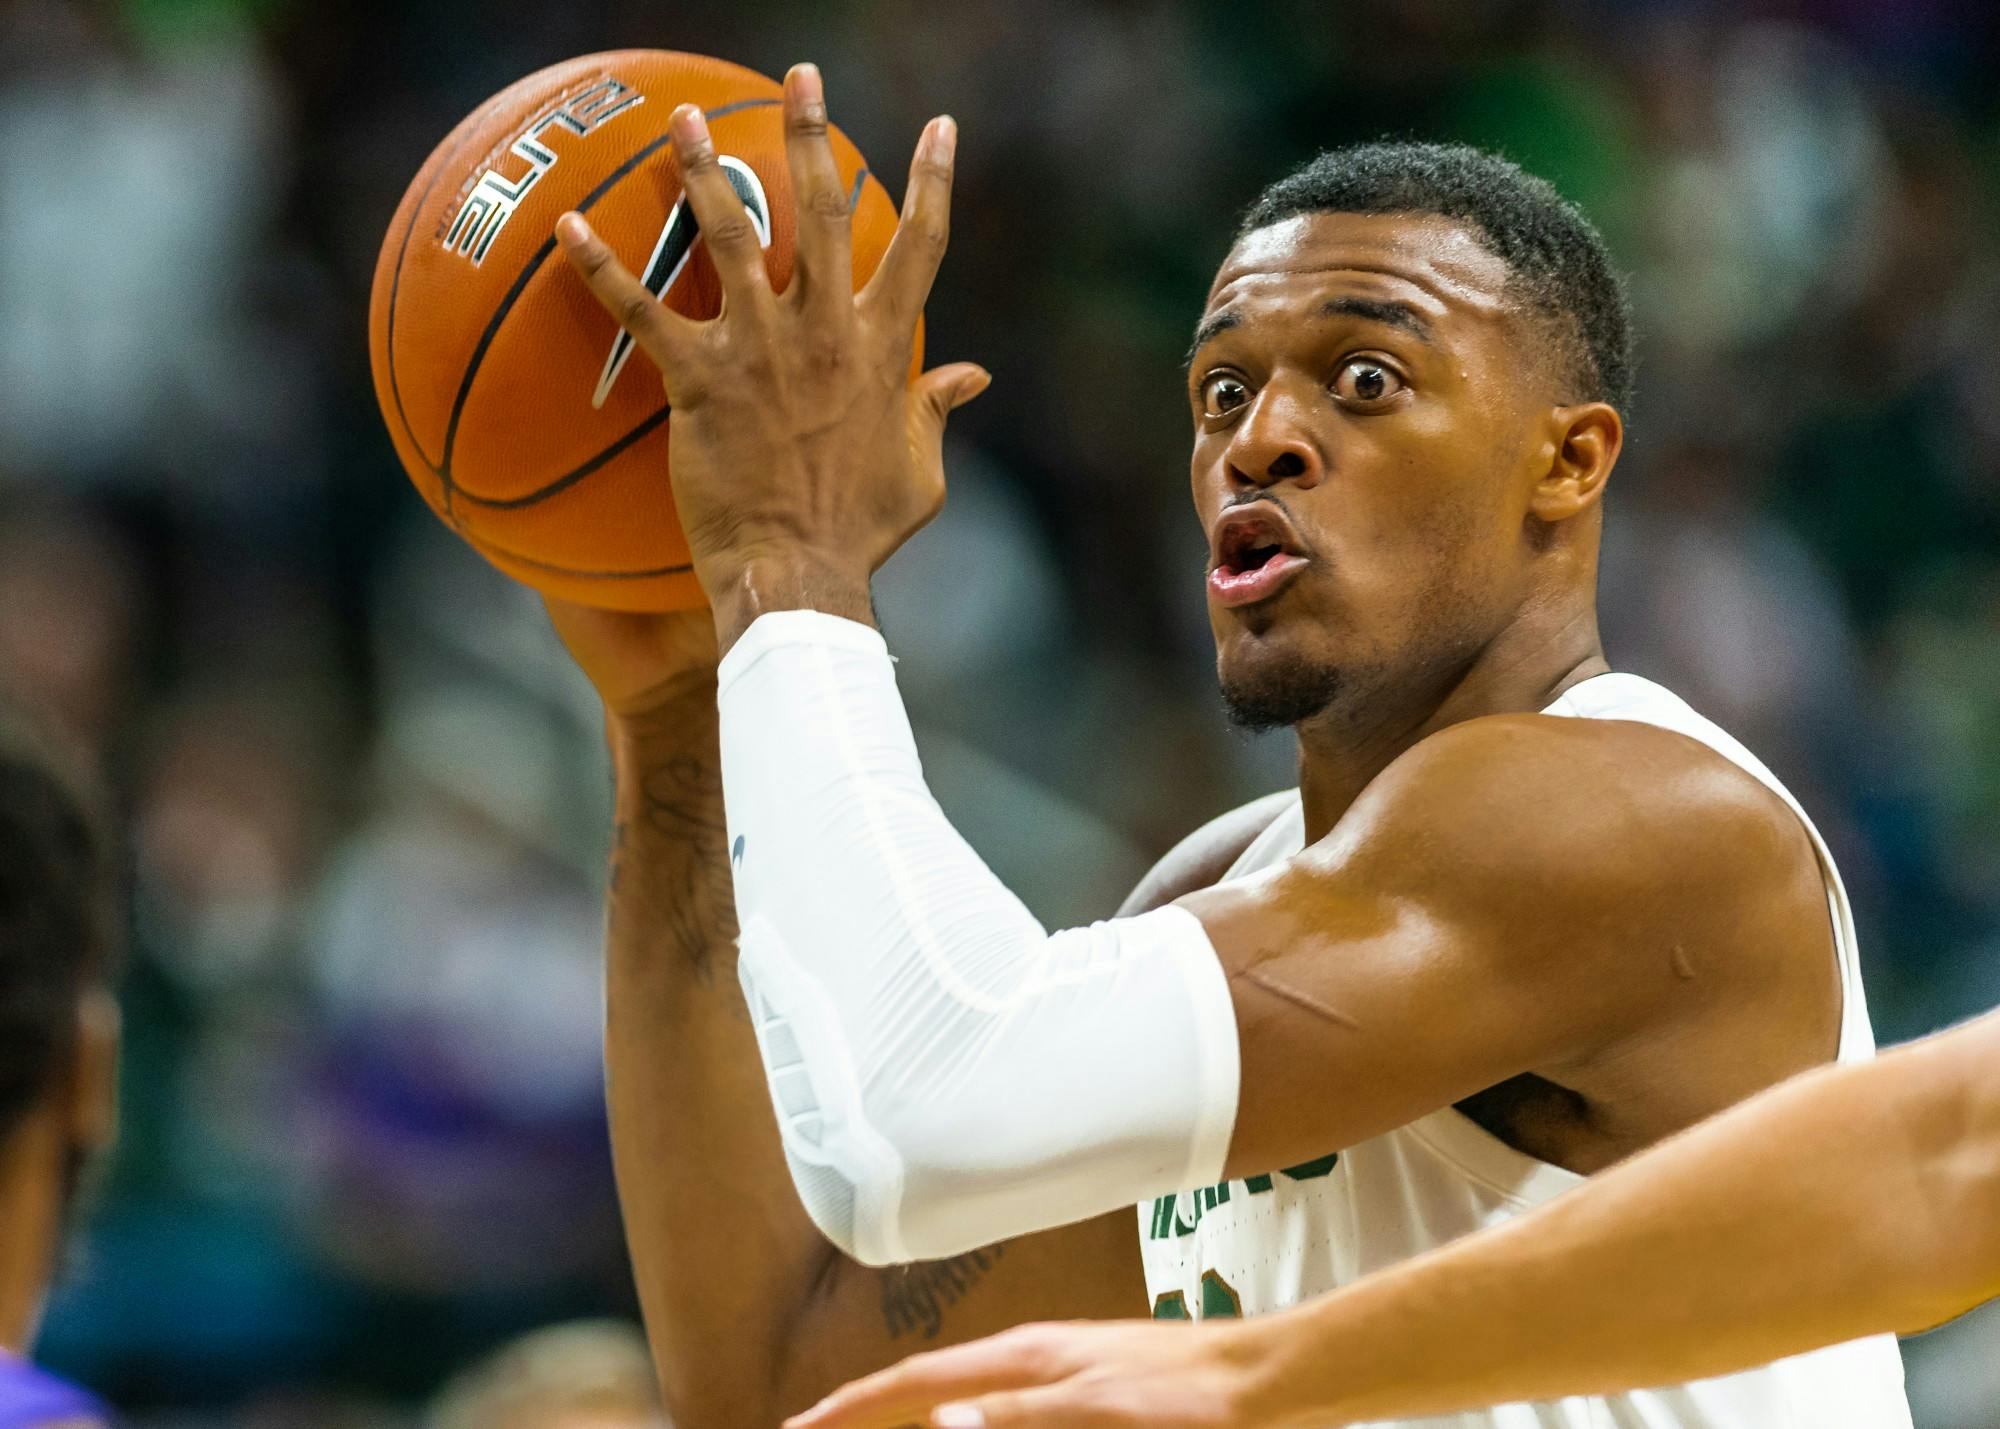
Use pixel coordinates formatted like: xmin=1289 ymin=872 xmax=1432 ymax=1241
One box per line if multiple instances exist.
xmin=1220 ymin=660 xmax=1344 ymax=732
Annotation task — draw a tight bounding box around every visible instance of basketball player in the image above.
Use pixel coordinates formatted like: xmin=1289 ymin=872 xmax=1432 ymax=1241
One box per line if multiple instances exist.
xmin=0 ymin=716 xmax=118 ymax=1427
xmin=544 ymin=63 xmax=1913 ymax=1427
xmin=798 ymin=1006 xmax=2000 ymax=1427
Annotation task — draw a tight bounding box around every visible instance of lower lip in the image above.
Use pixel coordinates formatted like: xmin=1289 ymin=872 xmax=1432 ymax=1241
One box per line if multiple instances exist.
xmin=1208 ymin=553 xmax=1308 ymax=607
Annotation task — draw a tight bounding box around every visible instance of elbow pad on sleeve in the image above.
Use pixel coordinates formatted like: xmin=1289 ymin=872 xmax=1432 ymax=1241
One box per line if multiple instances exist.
xmin=717 ymin=612 xmax=1240 ymax=1267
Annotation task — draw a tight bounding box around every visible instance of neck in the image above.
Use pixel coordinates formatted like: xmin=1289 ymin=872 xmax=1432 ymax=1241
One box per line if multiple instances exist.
xmin=0 ymin=1106 xmax=69 ymax=1357
xmin=1294 ymin=595 xmax=1607 ymax=843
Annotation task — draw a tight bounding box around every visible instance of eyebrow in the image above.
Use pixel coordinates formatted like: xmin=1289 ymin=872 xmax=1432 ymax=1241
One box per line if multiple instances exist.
xmin=1185 ymin=295 xmax=1437 ymax=367
xmin=1185 ymin=311 xmax=1241 ymax=365
xmin=1320 ymin=296 xmax=1435 ymax=343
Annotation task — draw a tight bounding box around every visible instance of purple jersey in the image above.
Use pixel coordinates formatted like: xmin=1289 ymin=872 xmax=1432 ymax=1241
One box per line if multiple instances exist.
xmin=0 ymin=1355 xmax=108 ymax=1427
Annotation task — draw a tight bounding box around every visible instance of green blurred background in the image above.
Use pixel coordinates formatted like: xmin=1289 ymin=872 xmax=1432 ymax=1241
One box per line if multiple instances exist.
xmin=3 ymin=0 xmax=1999 ymax=1421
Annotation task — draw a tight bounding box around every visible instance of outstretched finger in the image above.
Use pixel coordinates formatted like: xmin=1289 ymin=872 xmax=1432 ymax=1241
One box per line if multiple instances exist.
xmin=668 ymin=102 xmax=775 ymax=312
xmin=787 ymin=1339 xmax=1045 ymax=1429
xmin=933 ymin=1385 xmax=1118 ymax=1429
xmin=782 ymin=62 xmax=854 ymax=321
xmin=555 ymin=211 xmax=695 ymax=381
xmin=863 ymin=115 xmax=956 ymax=332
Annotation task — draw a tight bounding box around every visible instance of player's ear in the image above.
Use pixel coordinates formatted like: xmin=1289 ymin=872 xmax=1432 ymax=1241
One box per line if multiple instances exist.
xmin=1529 ymin=401 xmax=1621 ymax=524
xmin=63 ymin=987 xmax=119 ymax=1158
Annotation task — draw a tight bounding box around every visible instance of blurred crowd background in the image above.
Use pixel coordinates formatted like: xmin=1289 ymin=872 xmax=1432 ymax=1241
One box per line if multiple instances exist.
xmin=2 ymin=0 xmax=1999 ymax=1422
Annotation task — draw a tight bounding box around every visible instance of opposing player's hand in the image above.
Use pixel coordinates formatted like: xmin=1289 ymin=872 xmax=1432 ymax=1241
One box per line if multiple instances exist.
xmin=555 ymin=63 xmax=988 ymax=646
xmin=786 ymin=1319 xmax=1283 ymax=1429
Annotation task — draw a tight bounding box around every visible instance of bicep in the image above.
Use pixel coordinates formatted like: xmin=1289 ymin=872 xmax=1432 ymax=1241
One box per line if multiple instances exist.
xmin=1177 ymin=722 xmax=1753 ymax=1178
xmin=1183 ymin=867 xmax=1599 ymax=1178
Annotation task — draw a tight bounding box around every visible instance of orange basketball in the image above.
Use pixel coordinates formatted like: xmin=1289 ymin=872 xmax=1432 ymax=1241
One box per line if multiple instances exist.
xmin=368 ymin=51 xmax=915 ymax=611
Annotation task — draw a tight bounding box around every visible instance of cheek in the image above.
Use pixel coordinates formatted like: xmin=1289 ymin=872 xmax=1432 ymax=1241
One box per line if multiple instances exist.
xmin=1189 ymin=434 xmax=1226 ymax=505
xmin=1328 ymin=415 xmax=1510 ymax=559
xmin=1292 ymin=482 xmax=1491 ymax=630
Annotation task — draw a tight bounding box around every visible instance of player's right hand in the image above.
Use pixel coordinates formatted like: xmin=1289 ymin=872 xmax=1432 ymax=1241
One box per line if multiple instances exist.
xmin=554 ymin=66 xmax=987 ymax=644
xmin=543 ymin=598 xmax=720 ymax=723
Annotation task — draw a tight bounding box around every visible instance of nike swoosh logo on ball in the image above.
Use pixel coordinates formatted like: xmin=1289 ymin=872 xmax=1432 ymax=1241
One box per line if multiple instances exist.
xmin=592 ymin=155 xmax=773 ymax=409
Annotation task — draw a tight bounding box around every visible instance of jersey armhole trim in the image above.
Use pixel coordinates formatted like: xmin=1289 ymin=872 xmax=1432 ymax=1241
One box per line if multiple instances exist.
xmin=1402 ymin=1107 xmax=1587 ymax=1209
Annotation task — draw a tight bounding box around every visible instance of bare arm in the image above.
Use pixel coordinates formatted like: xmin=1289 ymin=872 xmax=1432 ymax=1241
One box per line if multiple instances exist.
xmin=1182 ymin=713 xmax=1833 ymax=1179
xmin=790 ymin=1009 xmax=2000 ymax=1429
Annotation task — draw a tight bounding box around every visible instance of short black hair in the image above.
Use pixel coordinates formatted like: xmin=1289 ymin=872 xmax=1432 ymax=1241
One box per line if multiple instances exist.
xmin=1238 ymin=141 xmax=1635 ymax=413
xmin=0 ymin=714 xmax=116 ymax=1140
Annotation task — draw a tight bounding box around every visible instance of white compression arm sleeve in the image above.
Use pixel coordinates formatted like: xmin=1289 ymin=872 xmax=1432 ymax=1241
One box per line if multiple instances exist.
xmin=717 ymin=610 xmax=1240 ymax=1267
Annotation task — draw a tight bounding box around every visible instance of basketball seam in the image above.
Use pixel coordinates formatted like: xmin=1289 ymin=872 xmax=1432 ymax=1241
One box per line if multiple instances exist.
xmin=451 ymin=402 xmax=671 ymax=509
xmin=458 ymin=524 xmax=694 ymax=580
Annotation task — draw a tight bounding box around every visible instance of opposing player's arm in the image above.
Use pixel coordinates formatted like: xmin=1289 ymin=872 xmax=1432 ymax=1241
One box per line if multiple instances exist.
xmin=1246 ymin=1004 xmax=2000 ymax=1424
xmin=790 ymin=1009 xmax=2000 ymax=1429
xmin=1185 ymin=712 xmax=1828 ymax=1178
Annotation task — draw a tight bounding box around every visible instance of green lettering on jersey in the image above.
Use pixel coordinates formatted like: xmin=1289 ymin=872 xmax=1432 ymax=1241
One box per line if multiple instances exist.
xmin=1200 ymin=1269 xmax=1244 ymax=1319
xmin=1152 ymin=1272 xmax=1243 ymax=1320
xmin=1144 ymin=1154 xmax=1341 ymax=1240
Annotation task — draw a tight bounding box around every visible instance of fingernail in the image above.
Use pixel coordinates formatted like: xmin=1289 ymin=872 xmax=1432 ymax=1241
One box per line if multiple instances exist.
xmin=792 ymin=62 xmax=823 ymax=102
xmin=935 ymin=115 xmax=957 ymax=159
xmin=933 ymin=1406 xmax=984 ymax=1429
xmin=555 ymin=212 xmax=592 ymax=248
xmin=672 ymin=103 xmax=710 ymax=143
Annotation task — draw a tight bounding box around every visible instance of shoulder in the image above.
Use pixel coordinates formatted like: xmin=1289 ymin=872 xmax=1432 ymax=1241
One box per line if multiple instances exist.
xmin=1117 ymin=789 xmax=1297 ymax=916
xmin=1357 ymin=711 xmax=1805 ymax=866
xmin=1323 ymin=711 xmax=1820 ymax=945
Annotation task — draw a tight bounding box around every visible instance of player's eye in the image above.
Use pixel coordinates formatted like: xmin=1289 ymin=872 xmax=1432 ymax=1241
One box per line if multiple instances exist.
xmin=1200 ymin=373 xmax=1251 ymax=418
xmin=1332 ymin=358 xmax=1405 ymax=406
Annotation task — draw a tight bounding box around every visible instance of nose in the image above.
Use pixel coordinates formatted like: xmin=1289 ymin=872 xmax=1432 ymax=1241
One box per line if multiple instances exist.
xmin=1224 ymin=382 xmax=1323 ymax=492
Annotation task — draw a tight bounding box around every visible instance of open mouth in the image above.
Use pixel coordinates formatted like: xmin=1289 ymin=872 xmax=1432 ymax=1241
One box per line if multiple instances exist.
xmin=1220 ymin=534 xmax=1287 ymax=575
xmin=1209 ymin=506 xmax=1310 ymax=608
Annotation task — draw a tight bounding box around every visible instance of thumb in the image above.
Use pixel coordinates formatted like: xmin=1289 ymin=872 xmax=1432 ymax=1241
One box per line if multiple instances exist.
xmin=914 ymin=362 xmax=992 ymax=429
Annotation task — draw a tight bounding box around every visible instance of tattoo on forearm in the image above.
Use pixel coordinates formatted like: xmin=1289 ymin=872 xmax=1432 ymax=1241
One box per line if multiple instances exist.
xmin=879 ymin=1246 xmax=1006 ymax=1340
xmin=605 ymin=688 xmax=737 ymax=981
xmin=634 ymin=753 xmax=736 ymax=978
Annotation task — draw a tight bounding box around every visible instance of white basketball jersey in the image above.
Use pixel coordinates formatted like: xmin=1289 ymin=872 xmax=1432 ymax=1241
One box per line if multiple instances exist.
xmin=1136 ymin=672 xmax=1913 ymax=1428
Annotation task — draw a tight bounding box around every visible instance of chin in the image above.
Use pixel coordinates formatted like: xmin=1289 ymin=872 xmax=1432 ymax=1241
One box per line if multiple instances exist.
xmin=1216 ymin=635 xmax=1345 ymax=732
